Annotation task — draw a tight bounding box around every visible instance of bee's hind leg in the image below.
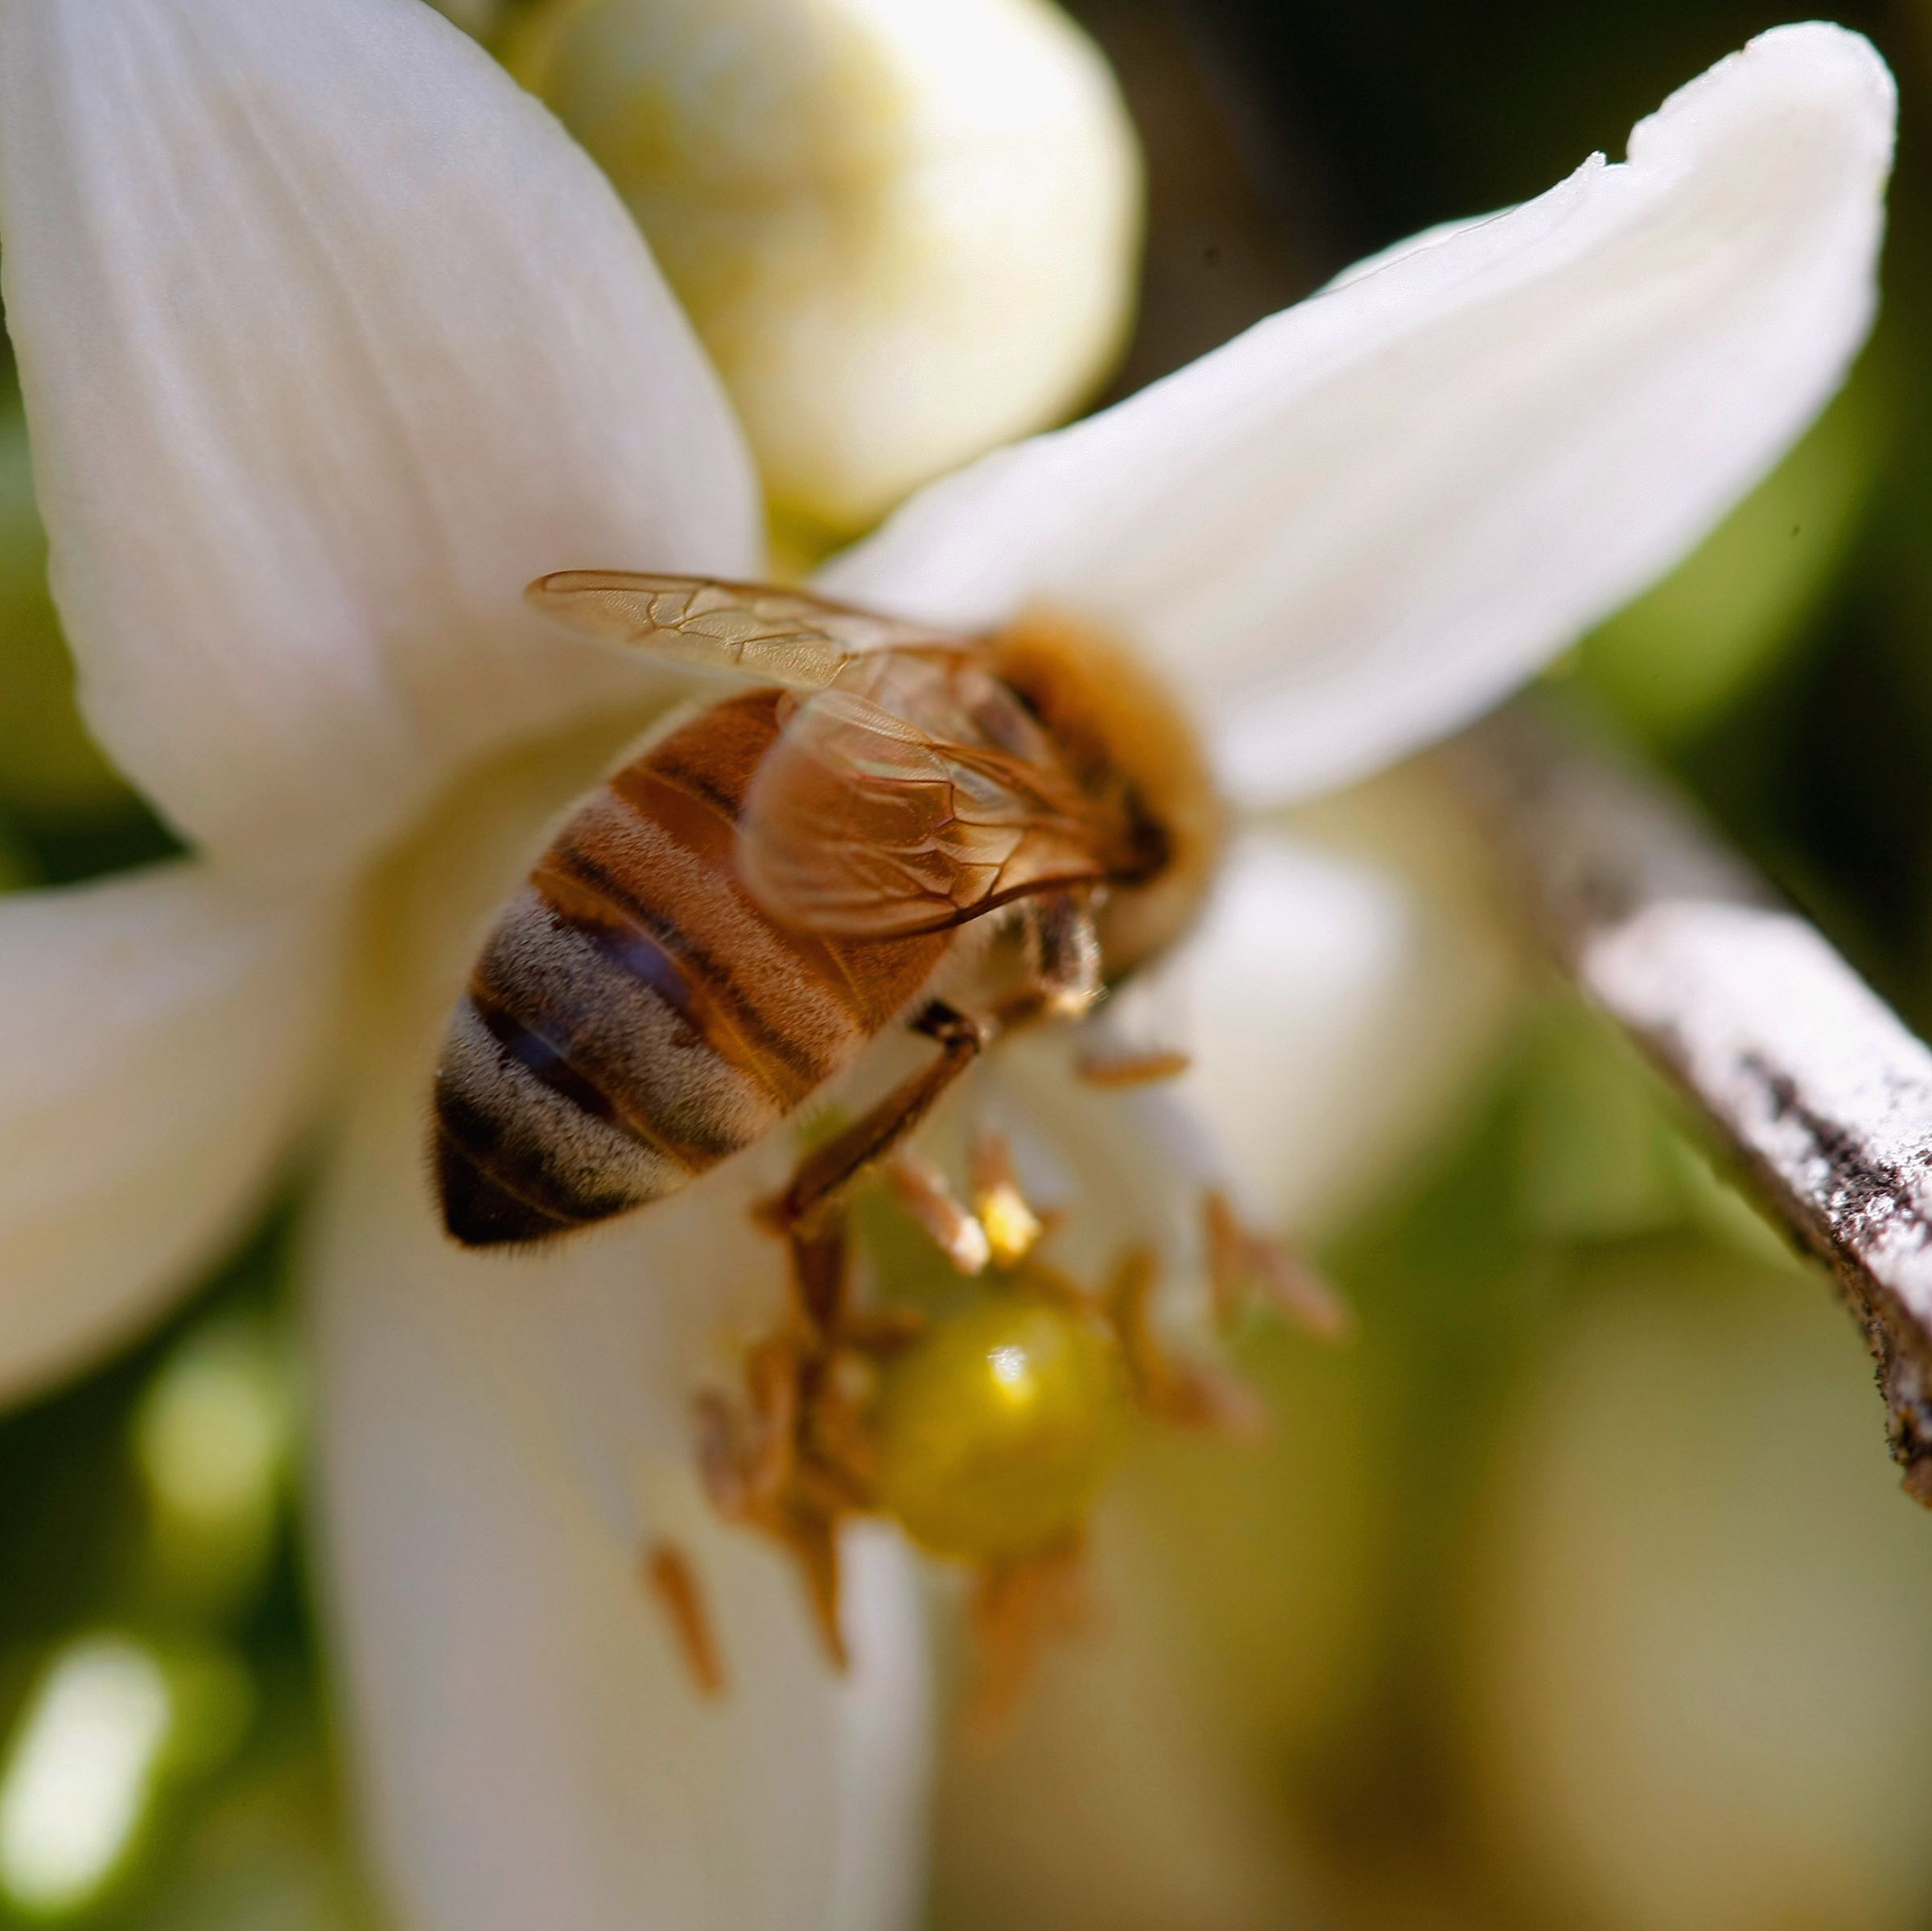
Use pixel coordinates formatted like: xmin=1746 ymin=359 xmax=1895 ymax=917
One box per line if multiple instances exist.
xmin=760 ymin=1001 xmax=988 ymax=1239
xmin=785 ymin=1215 xmax=851 ymax=1335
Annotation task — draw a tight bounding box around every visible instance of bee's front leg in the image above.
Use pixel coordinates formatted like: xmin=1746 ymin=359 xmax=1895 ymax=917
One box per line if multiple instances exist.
xmin=1002 ymin=887 xmax=1102 ymax=1026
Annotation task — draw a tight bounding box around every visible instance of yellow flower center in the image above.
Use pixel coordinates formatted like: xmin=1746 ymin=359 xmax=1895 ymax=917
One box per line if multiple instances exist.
xmin=871 ymin=1288 xmax=1131 ymax=1564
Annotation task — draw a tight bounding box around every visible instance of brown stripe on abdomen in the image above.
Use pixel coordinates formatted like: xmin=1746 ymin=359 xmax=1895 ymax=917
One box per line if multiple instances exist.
xmin=432 ymin=690 xmax=951 ymax=1250
xmin=533 ymin=834 xmax=833 ymax=1108
xmin=434 ymin=991 xmax=693 ymax=1247
xmin=611 ymin=691 xmax=948 ymax=1031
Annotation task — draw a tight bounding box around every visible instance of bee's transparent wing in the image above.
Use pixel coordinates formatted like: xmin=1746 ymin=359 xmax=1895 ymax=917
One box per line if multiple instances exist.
xmin=739 ymin=653 xmax=1124 ymax=938
xmin=525 ymin=570 xmax=951 ymax=691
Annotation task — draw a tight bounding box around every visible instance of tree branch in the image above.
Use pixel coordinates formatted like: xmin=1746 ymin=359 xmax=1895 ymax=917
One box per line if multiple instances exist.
xmin=1450 ymin=696 xmax=1932 ymax=1502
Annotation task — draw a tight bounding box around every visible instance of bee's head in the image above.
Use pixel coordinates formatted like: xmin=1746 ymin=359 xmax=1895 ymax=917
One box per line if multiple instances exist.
xmin=988 ymin=607 xmax=1227 ymax=982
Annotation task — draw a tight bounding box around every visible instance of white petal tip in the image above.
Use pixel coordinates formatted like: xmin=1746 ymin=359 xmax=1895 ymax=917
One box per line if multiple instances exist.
xmin=1642 ymin=23 xmax=1897 ymax=167
xmin=827 ymin=23 xmax=1897 ymax=813
xmin=1746 ymin=20 xmax=1896 ymax=95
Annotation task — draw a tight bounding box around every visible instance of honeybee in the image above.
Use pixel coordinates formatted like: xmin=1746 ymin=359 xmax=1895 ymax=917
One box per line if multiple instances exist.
xmin=432 ymin=572 xmax=1222 ymax=1250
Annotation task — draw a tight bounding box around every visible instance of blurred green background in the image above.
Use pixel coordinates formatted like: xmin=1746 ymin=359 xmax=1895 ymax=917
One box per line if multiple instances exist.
xmin=3 ymin=1 xmax=1932 ymax=1926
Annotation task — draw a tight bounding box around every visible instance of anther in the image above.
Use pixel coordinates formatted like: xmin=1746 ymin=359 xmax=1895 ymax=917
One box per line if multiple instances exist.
xmin=970 ymin=1134 xmax=1046 ymax=1269
xmin=885 ymin=1152 xmax=991 ymax=1274
xmin=643 ymin=1541 xmax=727 ymax=1698
xmin=1074 ymin=1046 xmax=1193 ymax=1089
xmin=1203 ymin=1190 xmax=1352 ymax=1340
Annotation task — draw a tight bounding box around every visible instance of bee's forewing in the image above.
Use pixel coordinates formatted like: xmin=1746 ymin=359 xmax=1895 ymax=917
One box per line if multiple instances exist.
xmin=525 ymin=570 xmax=947 ymax=690
xmin=739 ymin=653 xmax=1117 ymax=938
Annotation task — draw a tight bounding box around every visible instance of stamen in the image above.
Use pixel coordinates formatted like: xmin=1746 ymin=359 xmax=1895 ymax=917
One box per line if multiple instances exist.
xmin=786 ymin=1513 xmax=851 ymax=1673
xmin=964 ymin=1541 xmax=1094 ymax=1746
xmin=695 ymin=1390 xmax=752 ymax=1517
xmin=1108 ymin=1247 xmax=1268 ymax=1438
xmin=970 ymin=1134 xmax=1046 ymax=1269
xmin=1203 ymin=1190 xmax=1352 ymax=1340
xmin=703 ymin=1144 xmax=1324 ymax=1726
xmin=743 ymin=1337 xmax=807 ymax=1508
xmin=1250 ymin=1238 xmax=1353 ymax=1341
xmin=885 ymin=1152 xmax=991 ymax=1274
xmin=1074 ymin=1046 xmax=1193 ymax=1089
xmin=643 ymin=1542 xmax=727 ymax=1698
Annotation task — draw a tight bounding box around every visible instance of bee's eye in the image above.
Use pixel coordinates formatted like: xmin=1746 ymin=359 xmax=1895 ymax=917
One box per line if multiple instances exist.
xmin=871 ymin=1290 xmax=1131 ymax=1563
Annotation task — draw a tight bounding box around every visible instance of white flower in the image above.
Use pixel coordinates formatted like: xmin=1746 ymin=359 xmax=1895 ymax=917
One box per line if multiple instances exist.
xmin=0 ymin=6 xmax=1893 ymax=1930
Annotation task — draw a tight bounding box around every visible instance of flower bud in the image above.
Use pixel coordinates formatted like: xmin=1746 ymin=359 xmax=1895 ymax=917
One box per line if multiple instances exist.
xmin=510 ymin=0 xmax=1142 ymax=539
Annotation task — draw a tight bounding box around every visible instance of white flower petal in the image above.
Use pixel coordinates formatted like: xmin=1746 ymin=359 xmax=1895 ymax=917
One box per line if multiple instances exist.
xmin=308 ymin=1062 xmax=931 ymax=1931
xmin=0 ymin=863 xmax=342 ymax=1404
xmin=933 ymin=1506 xmax=1317 ymax=1931
xmin=0 ymin=0 xmax=759 ymax=874
xmin=1150 ymin=815 xmax=1514 ymax=1236
xmin=307 ymin=736 xmax=929 ymax=1931
xmin=824 ymin=24 xmax=1893 ymax=806
xmin=519 ymin=0 xmax=1141 ymax=533
xmin=961 ymin=802 xmax=1514 ymax=1270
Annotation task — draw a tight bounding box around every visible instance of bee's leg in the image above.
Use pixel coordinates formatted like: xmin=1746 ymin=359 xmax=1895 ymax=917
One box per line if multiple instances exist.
xmin=779 ymin=1507 xmax=850 ymax=1671
xmin=1007 ymin=887 xmax=1102 ymax=1025
xmin=763 ymin=1000 xmax=987 ymax=1235
xmin=763 ymin=891 xmax=1099 ymax=1238
xmin=786 ymin=1215 xmax=851 ymax=1336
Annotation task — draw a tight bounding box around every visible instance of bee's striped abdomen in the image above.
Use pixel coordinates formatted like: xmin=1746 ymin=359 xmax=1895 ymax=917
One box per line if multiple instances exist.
xmin=435 ymin=691 xmax=949 ymax=1247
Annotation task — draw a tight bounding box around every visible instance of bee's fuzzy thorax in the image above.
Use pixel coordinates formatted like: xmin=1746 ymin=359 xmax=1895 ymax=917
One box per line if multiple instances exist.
xmin=987 ymin=608 xmax=1226 ymax=980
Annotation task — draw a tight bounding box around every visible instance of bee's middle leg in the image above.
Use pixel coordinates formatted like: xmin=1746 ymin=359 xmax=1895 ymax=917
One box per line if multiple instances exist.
xmin=760 ymin=892 xmax=1101 ymax=1241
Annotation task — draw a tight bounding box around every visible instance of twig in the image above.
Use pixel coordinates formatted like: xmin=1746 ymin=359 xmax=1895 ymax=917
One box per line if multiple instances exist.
xmin=1450 ymin=694 xmax=1932 ymax=1502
